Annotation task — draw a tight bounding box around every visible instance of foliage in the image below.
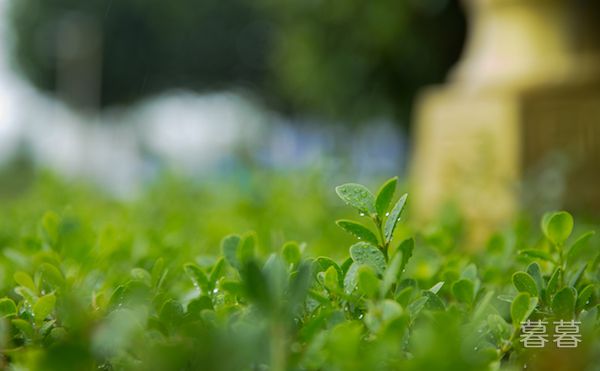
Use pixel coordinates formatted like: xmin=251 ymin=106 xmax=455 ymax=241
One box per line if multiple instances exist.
xmin=261 ymin=0 xmax=466 ymax=122
xmin=0 ymin=176 xmax=598 ymax=370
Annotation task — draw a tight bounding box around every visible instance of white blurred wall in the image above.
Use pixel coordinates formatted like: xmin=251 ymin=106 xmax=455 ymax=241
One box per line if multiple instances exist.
xmin=0 ymin=0 xmax=268 ymax=196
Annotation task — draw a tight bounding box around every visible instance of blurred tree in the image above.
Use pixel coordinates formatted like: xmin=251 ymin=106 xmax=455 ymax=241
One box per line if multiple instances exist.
xmin=10 ymin=0 xmax=465 ymax=123
xmin=10 ymin=0 xmax=273 ymax=109
xmin=262 ymin=0 xmax=466 ymax=123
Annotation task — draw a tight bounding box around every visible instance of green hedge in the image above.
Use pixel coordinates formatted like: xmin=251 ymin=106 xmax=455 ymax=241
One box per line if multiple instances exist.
xmin=0 ymin=175 xmax=598 ymax=370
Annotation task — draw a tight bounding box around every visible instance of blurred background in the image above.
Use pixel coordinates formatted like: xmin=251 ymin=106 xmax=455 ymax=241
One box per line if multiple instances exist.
xmin=0 ymin=0 xmax=465 ymax=190
xmin=1 ymin=0 xmax=599 ymax=251
xmin=0 ymin=0 xmax=466 ymax=252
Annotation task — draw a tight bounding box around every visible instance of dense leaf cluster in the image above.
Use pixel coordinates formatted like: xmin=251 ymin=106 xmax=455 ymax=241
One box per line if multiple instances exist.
xmin=0 ymin=177 xmax=598 ymax=370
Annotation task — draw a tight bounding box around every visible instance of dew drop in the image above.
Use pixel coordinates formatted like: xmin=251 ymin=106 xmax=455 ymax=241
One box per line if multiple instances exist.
xmin=385 ymin=212 xmax=390 ymax=217
xmin=359 ymin=213 xmax=365 ymax=217
xmin=212 ymin=288 xmax=219 ymax=294
xmin=524 ymin=364 xmax=527 ymax=369
xmin=474 ymin=346 xmax=478 ymax=351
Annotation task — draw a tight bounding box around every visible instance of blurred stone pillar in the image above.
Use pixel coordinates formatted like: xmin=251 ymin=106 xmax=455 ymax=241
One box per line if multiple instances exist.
xmin=411 ymin=0 xmax=600 ymax=245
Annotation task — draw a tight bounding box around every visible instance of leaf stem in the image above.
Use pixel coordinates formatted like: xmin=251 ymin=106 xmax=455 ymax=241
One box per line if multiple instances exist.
xmin=557 ymin=242 xmax=565 ymax=286
xmin=374 ymin=215 xmax=388 ymax=261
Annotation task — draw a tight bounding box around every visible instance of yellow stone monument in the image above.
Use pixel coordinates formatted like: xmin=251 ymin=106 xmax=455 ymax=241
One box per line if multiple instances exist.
xmin=411 ymin=0 xmax=600 ymax=244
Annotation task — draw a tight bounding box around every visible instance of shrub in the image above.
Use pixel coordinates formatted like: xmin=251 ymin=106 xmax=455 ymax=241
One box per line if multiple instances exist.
xmin=0 ymin=177 xmax=598 ymax=370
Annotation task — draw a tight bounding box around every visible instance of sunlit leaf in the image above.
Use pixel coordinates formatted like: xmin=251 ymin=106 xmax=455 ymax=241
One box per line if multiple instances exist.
xmin=335 ymin=183 xmax=376 ymax=215
xmin=384 ymin=194 xmax=408 ymax=244
xmin=349 ymin=242 xmax=386 ymax=275
xmin=336 ymin=220 xmax=379 ymax=245
xmin=375 ymin=177 xmax=397 ymax=219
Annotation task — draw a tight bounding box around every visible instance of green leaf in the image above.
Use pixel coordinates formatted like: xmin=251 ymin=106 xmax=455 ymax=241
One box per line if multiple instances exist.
xmin=472 ymin=290 xmax=495 ymax=322
xmin=552 ymin=287 xmax=576 ymax=319
xmin=336 ymin=220 xmax=379 ymax=245
xmin=50 ymin=327 xmax=67 ymax=341
xmin=41 ymin=211 xmax=60 ymax=246
xmin=221 ymin=235 xmax=241 ymax=269
xmin=487 ymin=314 xmax=512 ymax=344
xmin=323 ymin=266 xmax=339 ymax=292
xmin=340 ymin=257 xmax=353 ymax=275
xmin=33 ymin=293 xmax=56 ymax=325
xmin=407 ymin=296 xmax=428 ymax=318
xmin=546 ymin=268 xmax=561 ymax=301
xmin=39 ymin=318 xmax=56 ymax=337
xmin=568 ymin=263 xmax=587 ymax=287
xmin=313 ymin=257 xmax=344 ymax=287
xmin=240 ymin=261 xmax=270 ymax=310
xmin=349 ymin=242 xmax=386 ymax=275
xmin=184 ymin=263 xmax=209 ymax=292
xmin=38 ymin=263 xmax=65 ymax=289
xmin=219 ymin=280 xmax=243 ymax=296
xmin=375 ymin=177 xmax=397 ymax=218
xmin=567 ymin=231 xmax=596 ymax=264
xmin=452 ymin=279 xmax=475 ymax=305
xmin=497 ymin=294 xmax=515 ymax=303
xmin=576 ymin=284 xmax=595 ymax=312
xmin=209 ymin=257 xmax=227 ymax=285
xmin=130 ymin=268 xmax=152 ymax=286
xmin=384 ymin=194 xmax=408 ymax=244
xmin=151 ymin=257 xmax=166 ymax=288
xmin=510 ymin=293 xmax=537 ymax=328
xmin=429 ymin=281 xmax=444 ymax=294
xmin=281 ymin=241 xmax=302 ymax=265
xmin=526 ymin=263 xmax=545 ymax=294
xmin=187 ymin=295 xmax=214 ymax=313
xmin=335 ymin=183 xmax=376 ymax=215
xmin=237 ymin=233 xmax=256 ymax=264
xmin=381 ymin=251 xmax=403 ymax=296
xmin=461 ymin=264 xmax=478 ymax=280
xmin=14 ymin=271 xmax=37 ymax=293
xmin=397 ymin=238 xmax=414 ymax=275
xmin=518 ymin=249 xmax=554 ymax=262
xmin=542 ymin=211 xmax=573 ymax=246
xmin=14 ymin=286 xmax=38 ymax=304
xmin=12 ymin=319 xmax=34 ymax=338
xmin=159 ymin=299 xmax=184 ymax=328
xmin=512 ymin=272 xmax=538 ymax=297
xmin=357 ymin=265 xmax=380 ymax=298
xmin=396 ymin=286 xmax=414 ymax=308
xmin=344 ymin=263 xmax=360 ymax=294
xmin=289 ymin=263 xmax=312 ymax=308
xmin=0 ymin=298 xmax=17 ymax=318
xmin=423 ymin=291 xmax=445 ymax=311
